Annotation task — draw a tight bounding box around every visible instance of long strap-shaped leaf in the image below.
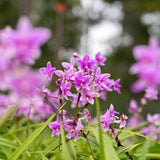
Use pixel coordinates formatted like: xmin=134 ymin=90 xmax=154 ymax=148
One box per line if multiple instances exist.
xmin=8 ymin=102 xmax=66 ymax=160
xmin=95 ymin=97 xmax=105 ymax=160
xmin=138 ymin=126 xmax=155 ymax=160
xmin=87 ymin=126 xmax=120 ymax=160
xmin=0 ymin=105 xmax=17 ymax=127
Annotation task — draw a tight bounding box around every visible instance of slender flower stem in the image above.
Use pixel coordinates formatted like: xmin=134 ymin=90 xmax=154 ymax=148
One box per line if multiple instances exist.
xmin=58 ymin=91 xmax=63 ymax=160
xmin=60 ymin=98 xmax=63 ymax=121
xmin=95 ymin=97 xmax=105 ymax=160
xmin=26 ymin=103 xmax=32 ymax=139
xmin=66 ymin=110 xmax=76 ymax=121
xmin=137 ymin=101 xmax=145 ymax=130
xmin=87 ymin=104 xmax=90 ymax=126
xmin=58 ymin=135 xmax=61 ymax=160
xmin=110 ymin=125 xmax=134 ymax=160
xmin=138 ymin=103 xmax=145 ymax=123
xmin=52 ymin=77 xmax=59 ymax=87
xmin=116 ymin=127 xmax=123 ymax=138
xmin=42 ymin=92 xmax=59 ymax=99
xmin=74 ymin=92 xmax=81 ymax=119
xmin=83 ymin=133 xmax=95 ymax=158
xmin=71 ymin=84 xmax=76 ymax=89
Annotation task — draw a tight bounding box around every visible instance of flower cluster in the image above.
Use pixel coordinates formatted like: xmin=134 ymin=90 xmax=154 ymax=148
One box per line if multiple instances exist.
xmin=128 ymin=92 xmax=159 ymax=125
xmin=0 ymin=17 xmax=52 ymax=121
xmin=127 ymin=99 xmax=140 ymax=127
xmin=130 ymin=37 xmax=160 ymax=93
xmin=49 ymin=109 xmax=90 ymax=141
xmin=141 ymin=114 xmax=160 ymax=142
xmin=100 ymin=104 xmax=127 ymax=131
xmin=128 ymin=37 xmax=160 ymax=141
xmin=49 ymin=104 xmax=127 ymax=141
xmin=40 ymin=52 xmax=125 ymax=141
xmin=40 ymin=52 xmax=121 ymax=107
xmin=128 ymin=94 xmax=160 ymax=142
xmin=0 ymin=17 xmax=51 ymax=65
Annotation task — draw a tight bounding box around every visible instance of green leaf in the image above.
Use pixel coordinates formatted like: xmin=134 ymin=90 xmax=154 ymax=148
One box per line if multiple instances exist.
xmin=0 ymin=105 xmax=17 ymax=127
xmin=138 ymin=126 xmax=155 ymax=160
xmin=87 ymin=135 xmax=99 ymax=149
xmin=3 ymin=123 xmax=41 ymax=138
xmin=89 ymin=155 xmax=94 ymax=160
xmin=8 ymin=102 xmax=66 ymax=160
xmin=119 ymin=129 xmax=146 ymax=139
xmin=95 ymin=97 xmax=105 ymax=160
xmin=145 ymin=153 xmax=160 ymax=159
xmin=87 ymin=126 xmax=120 ymax=160
xmin=117 ymin=143 xmax=143 ymax=155
xmin=40 ymin=152 xmax=49 ymax=160
xmin=0 ymin=137 xmax=18 ymax=149
xmin=43 ymin=138 xmax=59 ymax=155
xmin=61 ymin=122 xmax=77 ymax=160
xmin=1 ymin=147 xmax=12 ymax=158
xmin=135 ymin=153 xmax=160 ymax=159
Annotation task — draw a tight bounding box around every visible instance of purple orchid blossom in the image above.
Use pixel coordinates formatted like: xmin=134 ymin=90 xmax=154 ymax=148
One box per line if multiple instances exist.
xmin=128 ymin=99 xmax=138 ymax=113
xmin=100 ymin=114 xmax=113 ymax=131
xmin=147 ymin=114 xmax=160 ymax=125
xmin=66 ymin=119 xmax=83 ymax=141
xmin=115 ymin=114 xmax=128 ymax=128
xmin=107 ymin=104 xmax=119 ymax=119
xmin=78 ymin=54 xmax=95 ymax=71
xmin=100 ymin=104 xmax=119 ymax=131
xmin=130 ymin=37 xmax=160 ymax=93
xmin=94 ymin=67 xmax=111 ymax=90
xmin=62 ymin=58 xmax=75 ymax=69
xmin=49 ymin=118 xmax=61 ymax=136
xmin=144 ymin=87 xmax=158 ymax=100
xmin=79 ymin=109 xmax=91 ymax=125
xmin=6 ymin=17 xmax=51 ymax=64
xmin=75 ymin=71 xmax=93 ymax=91
xmin=80 ymin=86 xmax=100 ymax=105
xmin=60 ymin=81 xmax=73 ymax=100
xmin=113 ymin=79 xmax=122 ymax=94
xmin=39 ymin=61 xmax=56 ymax=80
xmin=73 ymin=52 xmax=80 ymax=58
xmin=95 ymin=52 xmax=107 ymax=66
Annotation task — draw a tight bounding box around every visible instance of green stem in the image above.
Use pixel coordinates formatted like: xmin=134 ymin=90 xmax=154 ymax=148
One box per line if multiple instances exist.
xmin=58 ymin=136 xmax=61 ymax=160
xmin=85 ymin=134 xmax=95 ymax=158
xmin=74 ymin=92 xmax=81 ymax=119
xmin=58 ymin=96 xmax=63 ymax=160
xmin=87 ymin=104 xmax=90 ymax=126
xmin=137 ymin=101 xmax=145 ymax=130
xmin=138 ymin=103 xmax=144 ymax=122
xmin=26 ymin=104 xmax=32 ymax=139
xmin=95 ymin=97 xmax=105 ymax=160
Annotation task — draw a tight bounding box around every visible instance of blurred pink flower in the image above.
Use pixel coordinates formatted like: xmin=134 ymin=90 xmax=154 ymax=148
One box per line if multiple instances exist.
xmin=130 ymin=37 xmax=160 ymax=93
xmin=128 ymin=99 xmax=138 ymax=113
xmin=95 ymin=51 xmax=106 ymax=66
xmin=144 ymin=87 xmax=158 ymax=100
xmin=39 ymin=61 xmax=56 ymax=80
xmin=4 ymin=17 xmax=51 ymax=64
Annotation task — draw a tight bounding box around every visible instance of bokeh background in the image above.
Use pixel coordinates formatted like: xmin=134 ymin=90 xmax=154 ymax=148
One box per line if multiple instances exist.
xmin=0 ymin=0 xmax=159 ymax=117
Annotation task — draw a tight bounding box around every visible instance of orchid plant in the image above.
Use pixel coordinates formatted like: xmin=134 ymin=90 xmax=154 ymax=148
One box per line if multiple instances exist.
xmin=0 ymin=17 xmax=160 ymax=160
xmin=39 ymin=52 xmax=133 ymax=159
